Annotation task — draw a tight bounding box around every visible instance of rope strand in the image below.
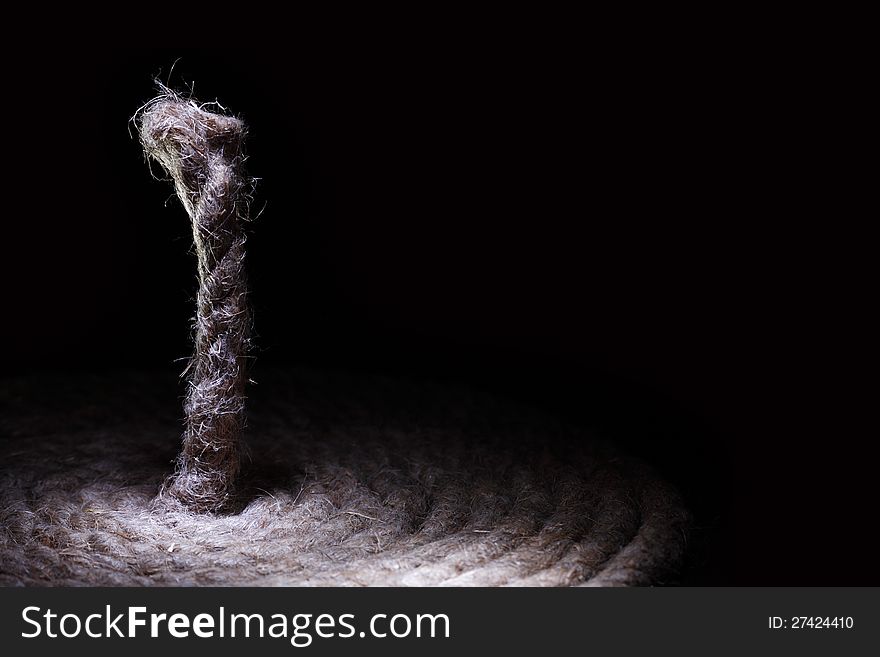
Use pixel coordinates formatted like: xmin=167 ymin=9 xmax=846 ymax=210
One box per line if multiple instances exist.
xmin=138 ymin=89 xmax=253 ymax=513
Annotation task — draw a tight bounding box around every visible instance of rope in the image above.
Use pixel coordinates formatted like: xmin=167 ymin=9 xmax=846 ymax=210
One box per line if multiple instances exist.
xmin=0 ymin=370 xmax=690 ymax=586
xmin=137 ymin=90 xmax=253 ymax=512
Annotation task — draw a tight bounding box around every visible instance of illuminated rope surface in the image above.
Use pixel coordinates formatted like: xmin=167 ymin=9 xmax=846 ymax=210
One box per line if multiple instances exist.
xmin=138 ymin=90 xmax=252 ymax=513
xmin=0 ymin=93 xmax=689 ymax=586
xmin=0 ymin=370 xmax=689 ymax=586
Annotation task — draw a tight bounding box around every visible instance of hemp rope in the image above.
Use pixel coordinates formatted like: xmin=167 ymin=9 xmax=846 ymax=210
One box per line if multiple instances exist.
xmin=137 ymin=90 xmax=253 ymax=513
xmin=0 ymin=369 xmax=690 ymax=586
xmin=0 ymin=91 xmax=691 ymax=586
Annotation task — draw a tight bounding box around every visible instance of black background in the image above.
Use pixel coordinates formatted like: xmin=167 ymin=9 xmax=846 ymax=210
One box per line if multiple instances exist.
xmin=1 ymin=48 xmax=872 ymax=584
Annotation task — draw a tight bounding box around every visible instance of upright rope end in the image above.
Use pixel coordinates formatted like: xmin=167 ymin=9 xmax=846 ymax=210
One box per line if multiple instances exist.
xmin=138 ymin=87 xmax=253 ymax=514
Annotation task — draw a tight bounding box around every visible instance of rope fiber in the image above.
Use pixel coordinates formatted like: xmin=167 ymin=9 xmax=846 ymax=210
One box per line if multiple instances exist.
xmin=0 ymin=91 xmax=690 ymax=586
xmin=138 ymin=90 xmax=253 ymax=513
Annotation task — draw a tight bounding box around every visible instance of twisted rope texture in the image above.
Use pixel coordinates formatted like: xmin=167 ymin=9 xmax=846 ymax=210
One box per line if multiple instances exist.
xmin=138 ymin=92 xmax=252 ymax=512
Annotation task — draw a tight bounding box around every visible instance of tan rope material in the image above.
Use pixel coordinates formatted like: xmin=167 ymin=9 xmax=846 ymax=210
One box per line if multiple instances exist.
xmin=138 ymin=90 xmax=253 ymax=513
